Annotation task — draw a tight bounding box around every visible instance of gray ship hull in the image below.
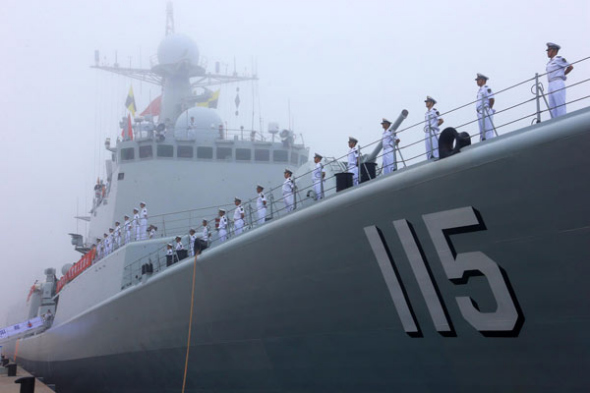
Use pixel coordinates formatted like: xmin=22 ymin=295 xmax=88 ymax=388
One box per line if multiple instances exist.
xmin=12 ymin=108 xmax=590 ymax=392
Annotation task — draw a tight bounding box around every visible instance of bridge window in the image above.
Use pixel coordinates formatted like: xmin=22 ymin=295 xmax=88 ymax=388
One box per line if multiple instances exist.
xmin=197 ymin=147 xmax=213 ymax=159
xmin=217 ymin=147 xmax=232 ymax=160
xmin=120 ymin=148 xmax=135 ymax=161
xmin=178 ymin=146 xmax=193 ymax=158
xmin=254 ymin=149 xmax=270 ymax=162
xmin=236 ymin=148 xmax=251 ymax=161
xmin=157 ymin=145 xmax=174 ymax=157
xmin=273 ymin=150 xmax=288 ymax=162
xmin=139 ymin=145 xmax=153 ymax=159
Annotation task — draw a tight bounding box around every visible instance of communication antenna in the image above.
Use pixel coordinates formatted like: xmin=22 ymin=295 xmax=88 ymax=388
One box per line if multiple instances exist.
xmin=165 ymin=2 xmax=175 ymax=36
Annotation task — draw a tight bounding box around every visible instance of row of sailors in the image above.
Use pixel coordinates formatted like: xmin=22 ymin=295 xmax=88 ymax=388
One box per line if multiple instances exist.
xmin=96 ymin=202 xmax=149 ymax=259
xmin=166 ymin=220 xmax=211 ymax=263
xmin=347 ymin=42 xmax=575 ymax=168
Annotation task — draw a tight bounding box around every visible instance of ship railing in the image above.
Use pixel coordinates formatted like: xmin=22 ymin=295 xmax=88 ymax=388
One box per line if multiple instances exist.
xmin=118 ymin=55 xmax=590 ymax=290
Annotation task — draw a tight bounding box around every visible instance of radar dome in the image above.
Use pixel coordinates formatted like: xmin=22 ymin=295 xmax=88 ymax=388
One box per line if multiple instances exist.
xmin=174 ymin=107 xmax=223 ymax=142
xmin=157 ymin=34 xmax=200 ymax=66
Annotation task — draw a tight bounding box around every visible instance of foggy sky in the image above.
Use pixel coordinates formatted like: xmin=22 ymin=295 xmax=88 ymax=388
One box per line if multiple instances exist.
xmin=0 ymin=0 xmax=588 ymax=323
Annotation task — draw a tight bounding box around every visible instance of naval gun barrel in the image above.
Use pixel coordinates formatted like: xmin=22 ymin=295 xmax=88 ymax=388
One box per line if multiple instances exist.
xmin=364 ymin=109 xmax=409 ymax=163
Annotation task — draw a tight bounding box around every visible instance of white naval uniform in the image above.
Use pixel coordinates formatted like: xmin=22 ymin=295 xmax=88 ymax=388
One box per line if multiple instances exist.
xmin=175 ymin=241 xmax=184 ymax=251
xmin=124 ymin=219 xmax=132 ymax=244
xmin=256 ymin=192 xmax=267 ymax=225
xmin=133 ymin=213 xmax=140 ymax=241
xmin=424 ymin=108 xmax=441 ymax=159
xmin=97 ymin=242 xmax=103 ymax=259
xmin=348 ymin=146 xmax=359 ymax=185
xmin=104 ymin=236 xmax=111 ymax=255
xmin=312 ymin=162 xmax=325 ymax=200
xmin=218 ymin=215 xmax=228 ymax=242
xmin=476 ymin=84 xmax=496 ymax=141
xmin=201 ymin=225 xmax=210 ymax=243
xmin=382 ymin=126 xmax=399 ymax=174
xmin=140 ymin=207 xmax=148 ymax=240
xmin=282 ymin=177 xmax=295 ymax=212
xmin=233 ymin=204 xmax=245 ymax=235
xmin=546 ymin=56 xmax=571 ymax=118
xmin=114 ymin=225 xmax=122 ymax=249
xmin=189 ymin=233 xmax=197 ymax=256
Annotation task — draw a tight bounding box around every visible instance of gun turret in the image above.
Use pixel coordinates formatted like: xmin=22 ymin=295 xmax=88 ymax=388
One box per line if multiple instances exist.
xmin=364 ymin=110 xmax=409 ymax=163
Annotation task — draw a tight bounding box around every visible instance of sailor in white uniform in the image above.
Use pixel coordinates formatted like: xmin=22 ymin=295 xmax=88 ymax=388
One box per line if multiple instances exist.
xmin=282 ymin=168 xmax=295 ymax=212
xmin=217 ymin=209 xmax=228 ymax=242
xmin=546 ymin=42 xmax=573 ymax=118
xmin=475 ymin=73 xmax=496 ymax=141
xmin=199 ymin=219 xmax=210 ymax=252
xmin=188 ymin=229 xmax=197 ymax=257
xmin=175 ymin=236 xmax=184 ymax=251
xmin=166 ymin=243 xmax=174 ymax=266
xmin=114 ymin=221 xmax=122 ymax=249
xmin=381 ymin=119 xmax=400 ymax=174
xmin=103 ymin=233 xmax=110 ymax=256
xmin=124 ymin=215 xmax=132 ymax=245
xmin=312 ymin=153 xmax=325 ymax=200
xmin=96 ymin=238 xmax=103 ymax=259
xmin=256 ymin=185 xmax=267 ymax=225
xmin=347 ymin=137 xmax=360 ymax=185
xmin=132 ymin=208 xmax=140 ymax=241
xmin=139 ymin=201 xmax=148 ymax=240
xmin=424 ymin=96 xmax=444 ymax=160
xmin=233 ymin=197 xmax=245 ymax=235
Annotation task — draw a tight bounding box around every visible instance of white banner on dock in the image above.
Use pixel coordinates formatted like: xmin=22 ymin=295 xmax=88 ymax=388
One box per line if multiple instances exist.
xmin=0 ymin=317 xmax=44 ymax=340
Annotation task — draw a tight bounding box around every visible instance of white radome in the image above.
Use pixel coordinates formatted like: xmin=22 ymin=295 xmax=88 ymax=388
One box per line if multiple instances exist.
xmin=157 ymin=33 xmax=200 ymax=66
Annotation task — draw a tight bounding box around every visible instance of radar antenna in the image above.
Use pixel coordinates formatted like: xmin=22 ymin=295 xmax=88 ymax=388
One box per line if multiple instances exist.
xmin=165 ymin=2 xmax=175 ymax=36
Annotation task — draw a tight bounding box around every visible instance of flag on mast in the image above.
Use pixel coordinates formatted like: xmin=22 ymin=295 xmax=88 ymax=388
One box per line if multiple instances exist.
xmin=197 ymin=89 xmax=220 ymax=109
xmin=125 ymin=86 xmax=137 ymax=116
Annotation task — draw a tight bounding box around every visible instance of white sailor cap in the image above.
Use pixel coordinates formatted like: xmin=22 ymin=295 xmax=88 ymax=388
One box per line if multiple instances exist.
xmin=133 ymin=208 xmax=139 ymax=212
xmin=314 ymin=153 xmax=323 ymax=159
xmin=425 ymin=96 xmax=437 ymax=104
xmin=175 ymin=236 xmax=182 ymax=240
xmin=189 ymin=228 xmax=195 ymax=233
xmin=202 ymin=218 xmax=208 ymax=222
xmin=546 ymin=42 xmax=561 ymax=51
xmin=115 ymin=221 xmax=120 ymax=225
xmin=256 ymin=184 xmax=264 ymax=190
xmin=124 ymin=214 xmax=129 ymax=218
xmin=219 ymin=208 xmax=226 ymax=212
xmin=167 ymin=243 xmax=172 ymax=247
xmin=284 ymin=168 xmax=293 ymax=174
xmin=475 ymin=73 xmax=489 ymax=81
xmin=381 ymin=118 xmax=392 ymax=125
xmin=140 ymin=201 xmax=146 ymax=205
xmin=234 ymin=196 xmax=241 ymax=202
xmin=104 ymin=233 xmax=108 ymax=236
xmin=109 ymin=227 xmax=114 ymax=231
xmin=348 ymin=136 xmax=358 ymax=143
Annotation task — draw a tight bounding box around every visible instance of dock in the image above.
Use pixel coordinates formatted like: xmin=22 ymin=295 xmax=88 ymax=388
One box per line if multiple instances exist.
xmin=0 ymin=364 xmax=55 ymax=392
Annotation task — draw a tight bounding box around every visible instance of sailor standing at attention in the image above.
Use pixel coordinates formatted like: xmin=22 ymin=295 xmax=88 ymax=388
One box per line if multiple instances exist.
xmin=256 ymin=185 xmax=267 ymax=225
xmin=424 ymin=96 xmax=443 ymax=160
xmin=114 ymin=221 xmax=122 ymax=249
xmin=139 ymin=201 xmax=148 ymax=240
xmin=124 ymin=214 xmax=132 ymax=244
xmin=347 ymin=137 xmax=360 ymax=185
xmin=282 ymin=168 xmax=295 ymax=212
xmin=188 ymin=229 xmax=197 ymax=257
xmin=312 ymin=153 xmax=325 ymax=200
xmin=103 ymin=233 xmax=110 ymax=256
xmin=475 ymin=73 xmax=496 ymax=141
xmin=546 ymin=42 xmax=573 ymax=118
xmin=381 ymin=118 xmax=400 ymax=174
xmin=233 ymin=197 xmax=245 ymax=235
xmin=217 ymin=208 xmax=228 ymax=242
xmin=198 ymin=219 xmax=210 ymax=253
xmin=132 ymin=208 xmax=140 ymax=241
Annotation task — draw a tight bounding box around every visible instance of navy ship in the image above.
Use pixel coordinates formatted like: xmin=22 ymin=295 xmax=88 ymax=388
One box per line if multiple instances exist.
xmin=1 ymin=5 xmax=590 ymax=393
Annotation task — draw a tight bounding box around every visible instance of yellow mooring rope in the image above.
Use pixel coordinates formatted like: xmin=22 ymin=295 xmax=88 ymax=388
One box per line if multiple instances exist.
xmin=181 ymin=253 xmax=199 ymax=392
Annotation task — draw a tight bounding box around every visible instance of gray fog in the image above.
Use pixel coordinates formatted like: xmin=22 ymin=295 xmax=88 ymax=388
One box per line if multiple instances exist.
xmin=0 ymin=0 xmax=588 ymax=322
